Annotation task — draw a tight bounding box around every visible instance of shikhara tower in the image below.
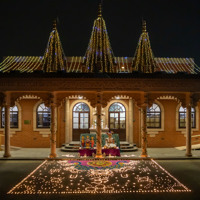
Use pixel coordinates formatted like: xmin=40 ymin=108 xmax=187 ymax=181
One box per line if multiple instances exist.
xmin=84 ymin=3 xmax=115 ymax=73
xmin=42 ymin=19 xmax=67 ymax=72
xmin=132 ymin=20 xmax=158 ymax=73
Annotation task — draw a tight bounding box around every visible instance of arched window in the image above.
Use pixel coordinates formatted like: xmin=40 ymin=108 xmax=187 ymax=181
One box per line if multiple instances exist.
xmin=1 ymin=106 xmax=18 ymax=128
xmin=147 ymin=103 xmax=161 ymax=128
xmin=37 ymin=103 xmax=51 ymax=128
xmin=109 ymin=103 xmax=126 ymax=140
xmin=73 ymin=103 xmax=90 ymax=141
xmin=179 ymin=106 xmax=196 ymax=128
xmin=73 ymin=103 xmax=90 ymax=129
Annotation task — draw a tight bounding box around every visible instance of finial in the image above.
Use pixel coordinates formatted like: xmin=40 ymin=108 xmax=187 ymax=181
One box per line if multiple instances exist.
xmin=142 ymin=20 xmax=147 ymax=33
xmin=98 ymin=3 xmax=102 ymax=17
xmin=53 ymin=19 xmax=57 ymax=30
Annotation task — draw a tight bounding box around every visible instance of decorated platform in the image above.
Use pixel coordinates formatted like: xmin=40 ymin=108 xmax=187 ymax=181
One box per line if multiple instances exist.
xmin=79 ymin=133 xmax=120 ymax=156
xmin=79 ymin=148 xmax=120 ymax=156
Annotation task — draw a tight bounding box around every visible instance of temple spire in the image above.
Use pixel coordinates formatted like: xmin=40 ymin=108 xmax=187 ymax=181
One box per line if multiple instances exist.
xmin=42 ymin=19 xmax=67 ymax=72
xmin=132 ymin=20 xmax=157 ymax=73
xmin=142 ymin=20 xmax=146 ymax=33
xmin=84 ymin=2 xmax=115 ymax=73
xmin=53 ymin=19 xmax=57 ymax=30
xmin=98 ymin=3 xmax=102 ymax=17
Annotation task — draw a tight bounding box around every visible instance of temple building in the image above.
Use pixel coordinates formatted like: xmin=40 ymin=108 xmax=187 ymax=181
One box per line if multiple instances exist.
xmin=1 ymin=4 xmax=200 ymax=158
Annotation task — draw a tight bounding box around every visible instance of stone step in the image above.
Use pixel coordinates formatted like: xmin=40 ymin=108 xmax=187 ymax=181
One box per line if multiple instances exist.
xmin=121 ymin=147 xmax=138 ymax=152
xmin=63 ymin=143 xmax=136 ymax=149
xmin=65 ymin=143 xmax=80 ymax=147
xmin=121 ymin=145 xmax=135 ymax=149
xmin=64 ymin=144 xmax=80 ymax=149
xmin=61 ymin=147 xmax=138 ymax=152
xmin=61 ymin=142 xmax=138 ymax=152
xmin=63 ymin=145 xmax=134 ymax=150
xmin=120 ymin=141 xmax=130 ymax=145
xmin=61 ymin=146 xmax=79 ymax=152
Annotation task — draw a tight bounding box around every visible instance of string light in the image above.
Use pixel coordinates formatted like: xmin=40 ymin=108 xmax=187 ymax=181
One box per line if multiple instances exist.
xmin=0 ymin=19 xmax=200 ymax=74
xmin=132 ymin=20 xmax=158 ymax=73
xmin=0 ymin=56 xmax=42 ymax=72
xmin=42 ymin=19 xmax=67 ymax=72
xmin=0 ymin=55 xmax=199 ymax=74
xmin=84 ymin=3 xmax=115 ymax=73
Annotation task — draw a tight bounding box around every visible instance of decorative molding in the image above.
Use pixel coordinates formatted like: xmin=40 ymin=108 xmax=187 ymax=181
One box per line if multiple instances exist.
xmin=68 ymin=95 xmax=85 ymax=100
xmin=112 ymin=95 xmax=132 ymax=100
xmin=158 ymin=95 xmax=179 ymax=102
xmin=18 ymin=95 xmax=40 ymax=100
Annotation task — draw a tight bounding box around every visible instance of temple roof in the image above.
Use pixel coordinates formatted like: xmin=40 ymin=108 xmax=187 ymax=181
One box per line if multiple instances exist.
xmin=42 ymin=20 xmax=67 ymax=72
xmin=0 ymin=56 xmax=197 ymax=74
xmin=132 ymin=20 xmax=158 ymax=73
xmin=84 ymin=3 xmax=115 ymax=73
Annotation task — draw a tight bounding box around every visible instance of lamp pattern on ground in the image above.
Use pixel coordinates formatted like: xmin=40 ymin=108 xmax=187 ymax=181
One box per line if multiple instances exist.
xmin=8 ymin=159 xmax=191 ymax=195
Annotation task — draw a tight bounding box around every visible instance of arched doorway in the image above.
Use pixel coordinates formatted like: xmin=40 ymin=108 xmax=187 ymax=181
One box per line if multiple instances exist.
xmin=109 ymin=102 xmax=126 ymax=141
xmin=72 ymin=103 xmax=90 ymax=141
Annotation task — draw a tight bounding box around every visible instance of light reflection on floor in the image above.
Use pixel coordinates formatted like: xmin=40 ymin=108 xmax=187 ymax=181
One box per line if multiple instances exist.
xmin=8 ymin=159 xmax=191 ymax=194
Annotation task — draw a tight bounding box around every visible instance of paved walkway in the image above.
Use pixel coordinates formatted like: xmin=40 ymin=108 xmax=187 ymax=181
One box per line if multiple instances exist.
xmin=1 ymin=147 xmax=200 ymax=159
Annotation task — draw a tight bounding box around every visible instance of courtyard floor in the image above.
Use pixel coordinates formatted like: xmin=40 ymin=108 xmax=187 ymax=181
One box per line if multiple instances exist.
xmin=1 ymin=147 xmax=200 ymax=199
xmin=1 ymin=147 xmax=200 ymax=159
xmin=0 ymin=159 xmax=200 ymax=200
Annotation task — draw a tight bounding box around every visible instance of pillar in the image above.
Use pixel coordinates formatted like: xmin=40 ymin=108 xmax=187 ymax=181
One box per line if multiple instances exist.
xmin=65 ymin=98 xmax=70 ymax=144
xmin=141 ymin=106 xmax=148 ymax=157
xmin=185 ymin=105 xmax=192 ymax=157
xmin=49 ymin=100 xmax=57 ymax=158
xmin=96 ymin=103 xmax=102 ymax=158
xmin=129 ymin=99 xmax=134 ymax=144
xmin=4 ymin=103 xmax=11 ymax=157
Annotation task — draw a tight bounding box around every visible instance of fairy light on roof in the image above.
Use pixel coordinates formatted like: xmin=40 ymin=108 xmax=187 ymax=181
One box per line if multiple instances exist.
xmin=42 ymin=19 xmax=67 ymax=72
xmin=84 ymin=2 xmax=116 ymax=73
xmin=132 ymin=20 xmax=158 ymax=73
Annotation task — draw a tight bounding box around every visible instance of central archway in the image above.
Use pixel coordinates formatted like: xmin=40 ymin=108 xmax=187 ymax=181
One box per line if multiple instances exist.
xmin=109 ymin=102 xmax=126 ymax=141
xmin=72 ymin=103 xmax=90 ymax=141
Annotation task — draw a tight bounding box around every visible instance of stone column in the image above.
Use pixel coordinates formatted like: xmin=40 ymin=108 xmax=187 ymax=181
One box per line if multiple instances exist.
xmin=186 ymin=105 xmax=192 ymax=157
xmin=141 ymin=106 xmax=148 ymax=157
xmin=4 ymin=103 xmax=11 ymax=157
xmin=129 ymin=99 xmax=134 ymax=144
xmin=49 ymin=99 xmax=57 ymax=158
xmin=96 ymin=103 xmax=102 ymax=158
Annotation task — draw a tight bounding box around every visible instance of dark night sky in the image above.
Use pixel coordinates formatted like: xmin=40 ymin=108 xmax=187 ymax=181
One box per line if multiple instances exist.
xmin=1 ymin=0 xmax=200 ymax=65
